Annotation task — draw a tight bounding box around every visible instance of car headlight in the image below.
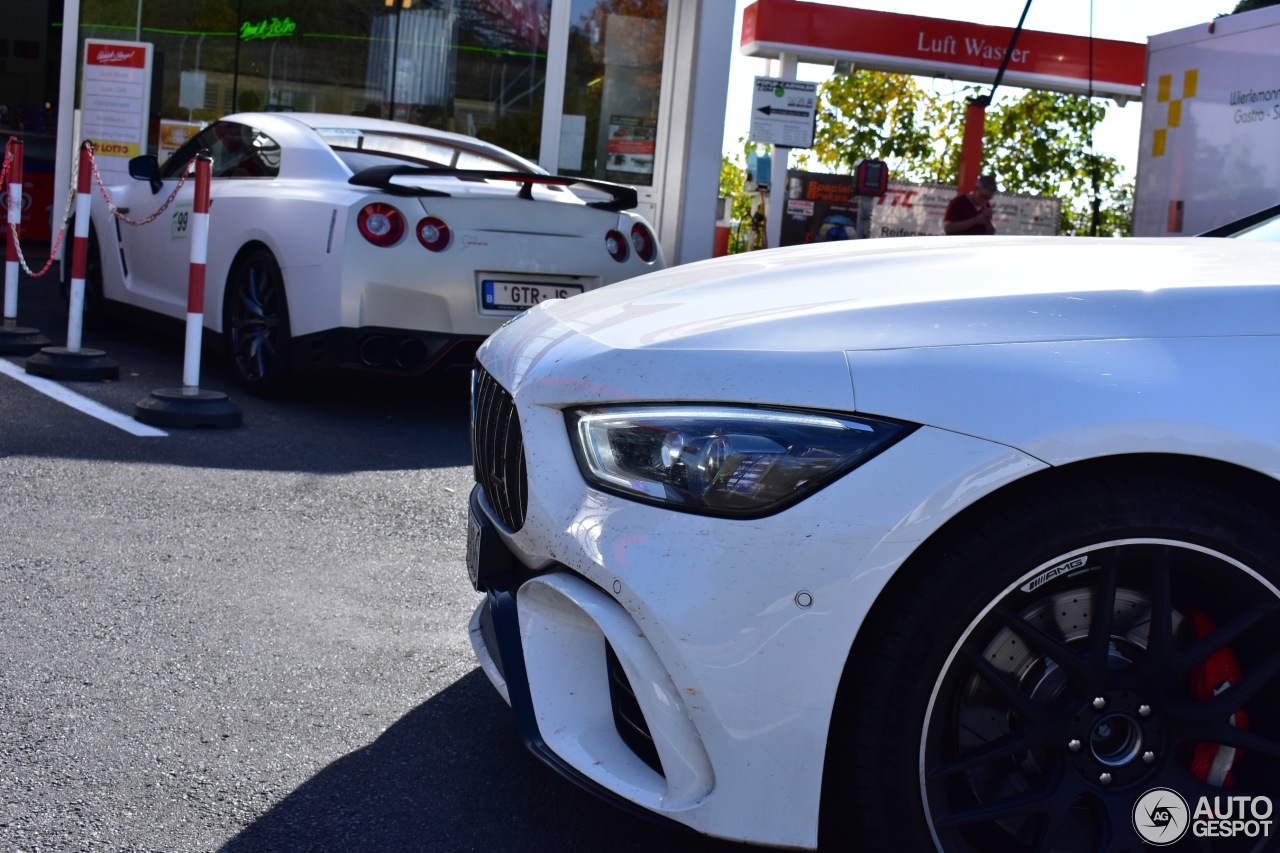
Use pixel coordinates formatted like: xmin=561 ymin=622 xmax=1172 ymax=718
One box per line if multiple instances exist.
xmin=566 ymin=405 xmax=915 ymax=517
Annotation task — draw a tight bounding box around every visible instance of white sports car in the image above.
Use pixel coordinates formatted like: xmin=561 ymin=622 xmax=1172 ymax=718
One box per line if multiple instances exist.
xmin=465 ymin=235 xmax=1280 ymax=852
xmin=77 ymin=112 xmax=662 ymax=394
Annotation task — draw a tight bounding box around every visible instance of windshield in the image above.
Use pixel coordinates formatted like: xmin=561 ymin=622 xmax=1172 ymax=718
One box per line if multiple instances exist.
xmin=313 ymin=128 xmax=521 ymax=173
xmin=1230 ymin=214 xmax=1280 ymax=241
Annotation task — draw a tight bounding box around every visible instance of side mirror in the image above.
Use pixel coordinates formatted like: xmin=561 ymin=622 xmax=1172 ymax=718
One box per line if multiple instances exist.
xmin=128 ymin=154 xmax=163 ymax=194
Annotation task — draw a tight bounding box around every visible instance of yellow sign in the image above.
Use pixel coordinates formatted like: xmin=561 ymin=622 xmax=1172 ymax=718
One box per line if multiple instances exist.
xmin=87 ymin=140 xmax=141 ymax=158
xmin=1153 ymin=69 xmax=1197 ymax=157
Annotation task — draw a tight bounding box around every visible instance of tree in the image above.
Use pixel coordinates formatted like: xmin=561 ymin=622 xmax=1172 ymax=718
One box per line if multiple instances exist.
xmin=809 ymin=70 xmax=1134 ymax=236
xmin=1233 ymin=0 xmax=1280 ymax=12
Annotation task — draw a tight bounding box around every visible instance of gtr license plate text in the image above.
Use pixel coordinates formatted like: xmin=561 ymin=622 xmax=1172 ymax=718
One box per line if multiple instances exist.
xmin=483 ymin=280 xmax=583 ymax=311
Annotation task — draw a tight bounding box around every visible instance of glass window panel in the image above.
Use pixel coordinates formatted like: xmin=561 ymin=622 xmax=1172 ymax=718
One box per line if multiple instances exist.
xmin=359 ymin=131 xmax=458 ymax=166
xmin=78 ymin=0 xmax=549 ymax=164
xmin=559 ymin=0 xmax=667 ymax=186
xmin=454 ymin=149 xmax=509 ymax=171
xmin=156 ymin=121 xmax=280 ymax=178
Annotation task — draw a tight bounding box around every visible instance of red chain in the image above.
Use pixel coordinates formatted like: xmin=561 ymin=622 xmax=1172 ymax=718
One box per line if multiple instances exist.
xmin=2 ymin=140 xmax=197 ymax=279
xmin=87 ymin=145 xmax=196 ymax=227
xmin=4 ymin=136 xmax=72 ymax=278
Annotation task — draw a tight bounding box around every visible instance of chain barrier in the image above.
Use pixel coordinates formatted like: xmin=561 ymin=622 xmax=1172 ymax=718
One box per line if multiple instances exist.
xmin=2 ymin=140 xmax=199 ymax=279
xmin=87 ymin=145 xmax=196 ymax=227
xmin=4 ymin=135 xmax=72 ymax=278
xmin=1 ymin=140 xmax=11 ymax=197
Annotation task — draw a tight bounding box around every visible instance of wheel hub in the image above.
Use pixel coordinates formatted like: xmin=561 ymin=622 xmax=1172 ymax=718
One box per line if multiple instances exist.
xmin=1067 ymin=690 xmax=1163 ymax=788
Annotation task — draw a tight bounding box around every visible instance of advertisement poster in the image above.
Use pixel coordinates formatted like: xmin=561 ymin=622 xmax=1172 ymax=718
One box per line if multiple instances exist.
xmin=870 ymin=182 xmax=1061 ymax=237
xmin=80 ymin=39 xmax=153 ymax=177
xmin=779 ymin=171 xmax=857 ymax=246
xmin=158 ymin=120 xmax=203 ymax=164
xmin=780 ymin=172 xmax=1061 ymax=244
xmin=604 ymin=116 xmax=656 ymax=183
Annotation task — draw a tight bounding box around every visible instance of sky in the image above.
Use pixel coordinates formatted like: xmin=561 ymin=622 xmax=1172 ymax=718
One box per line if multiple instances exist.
xmin=723 ymin=0 xmax=1236 ymax=182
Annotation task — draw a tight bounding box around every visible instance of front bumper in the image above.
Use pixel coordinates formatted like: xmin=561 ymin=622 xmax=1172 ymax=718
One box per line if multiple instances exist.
xmin=467 ymin=545 xmax=707 ymax=834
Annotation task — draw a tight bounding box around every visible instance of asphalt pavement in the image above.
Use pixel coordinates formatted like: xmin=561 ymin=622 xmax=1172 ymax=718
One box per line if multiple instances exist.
xmin=0 ymin=264 xmax=752 ymax=852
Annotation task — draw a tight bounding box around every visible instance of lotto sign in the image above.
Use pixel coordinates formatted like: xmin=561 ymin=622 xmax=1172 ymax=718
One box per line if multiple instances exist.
xmin=81 ymin=40 xmax=153 ymax=174
xmin=749 ymin=77 xmax=817 ymax=148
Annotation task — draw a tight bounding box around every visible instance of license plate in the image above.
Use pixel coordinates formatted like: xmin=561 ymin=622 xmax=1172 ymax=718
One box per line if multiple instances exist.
xmin=466 ymin=507 xmax=483 ymax=589
xmin=482 ymin=280 xmax=583 ymax=312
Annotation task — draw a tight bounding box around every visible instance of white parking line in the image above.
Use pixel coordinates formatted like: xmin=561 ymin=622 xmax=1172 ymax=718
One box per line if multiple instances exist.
xmin=0 ymin=358 xmax=167 ymax=437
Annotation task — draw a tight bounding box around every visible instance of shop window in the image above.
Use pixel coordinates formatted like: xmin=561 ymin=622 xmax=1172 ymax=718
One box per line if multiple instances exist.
xmin=79 ymin=0 xmax=550 ymax=162
xmin=13 ymin=40 xmax=41 ymax=60
xmin=559 ymin=0 xmax=667 ymax=186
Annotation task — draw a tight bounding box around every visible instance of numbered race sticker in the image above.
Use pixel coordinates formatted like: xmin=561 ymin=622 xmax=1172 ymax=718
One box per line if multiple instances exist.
xmin=171 ymin=202 xmax=192 ymax=240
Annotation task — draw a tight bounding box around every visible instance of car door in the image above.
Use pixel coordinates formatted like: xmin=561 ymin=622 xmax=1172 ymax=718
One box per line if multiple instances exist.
xmin=113 ymin=125 xmax=211 ymax=314
xmin=117 ymin=121 xmax=281 ymax=315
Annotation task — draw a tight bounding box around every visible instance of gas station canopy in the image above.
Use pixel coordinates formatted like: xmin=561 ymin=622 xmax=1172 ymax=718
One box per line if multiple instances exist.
xmin=741 ymin=0 xmax=1146 ymax=102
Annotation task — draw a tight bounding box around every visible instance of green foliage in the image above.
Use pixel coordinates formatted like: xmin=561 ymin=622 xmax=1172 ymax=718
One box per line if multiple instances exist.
xmin=1233 ymin=0 xmax=1280 ymax=12
xmin=720 ymin=140 xmax=761 ymax=254
xmin=810 ymin=70 xmax=1134 ymax=236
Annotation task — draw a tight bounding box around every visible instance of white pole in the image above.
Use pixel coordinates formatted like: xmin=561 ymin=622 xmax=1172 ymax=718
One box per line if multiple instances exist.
xmin=53 ymin=0 xmax=82 ymax=267
xmin=766 ymin=52 xmax=797 ymax=251
xmin=538 ymin=0 xmax=572 ymax=173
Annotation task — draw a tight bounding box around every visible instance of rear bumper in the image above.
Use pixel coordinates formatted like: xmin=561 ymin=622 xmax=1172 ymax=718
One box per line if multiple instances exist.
xmin=291 ymin=326 xmax=484 ymax=376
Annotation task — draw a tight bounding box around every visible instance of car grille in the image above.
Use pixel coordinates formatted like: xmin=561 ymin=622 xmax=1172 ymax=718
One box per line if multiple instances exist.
xmin=605 ymin=642 xmax=664 ymax=776
xmin=472 ymin=365 xmax=528 ymax=531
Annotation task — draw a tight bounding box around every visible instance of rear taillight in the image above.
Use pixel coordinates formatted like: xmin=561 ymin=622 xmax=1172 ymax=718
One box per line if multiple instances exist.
xmin=630 ymin=223 xmax=656 ymax=263
xmin=357 ymin=203 xmax=404 ymax=247
xmin=605 ymin=229 xmax=629 ymax=263
xmin=416 ymin=216 xmax=451 ymax=252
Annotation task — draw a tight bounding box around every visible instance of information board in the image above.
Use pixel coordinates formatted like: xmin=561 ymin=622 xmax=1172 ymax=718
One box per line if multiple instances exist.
xmin=870 ymin=181 xmax=1060 ymax=238
xmin=749 ymin=77 xmax=817 ymax=148
xmin=80 ymin=39 xmax=153 ymax=177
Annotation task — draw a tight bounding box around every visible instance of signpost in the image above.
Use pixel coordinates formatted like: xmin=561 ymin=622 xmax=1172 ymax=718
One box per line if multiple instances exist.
xmin=749 ymin=77 xmax=817 ymax=148
xmin=80 ymin=39 xmax=153 ymax=180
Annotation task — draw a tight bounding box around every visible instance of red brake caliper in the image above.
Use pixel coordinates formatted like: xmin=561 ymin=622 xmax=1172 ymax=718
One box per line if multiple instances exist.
xmin=1188 ymin=609 xmax=1249 ymax=787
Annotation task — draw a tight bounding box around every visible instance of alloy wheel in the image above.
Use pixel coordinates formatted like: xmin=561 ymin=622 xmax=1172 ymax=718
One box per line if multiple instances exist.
xmin=922 ymin=539 xmax=1280 ymax=852
xmin=229 ymin=254 xmax=284 ymax=384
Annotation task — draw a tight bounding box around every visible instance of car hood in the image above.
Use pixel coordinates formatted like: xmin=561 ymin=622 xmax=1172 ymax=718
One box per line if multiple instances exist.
xmin=538 ymin=236 xmax=1280 ymax=352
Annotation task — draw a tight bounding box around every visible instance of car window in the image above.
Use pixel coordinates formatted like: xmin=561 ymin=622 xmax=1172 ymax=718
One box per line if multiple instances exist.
xmin=158 ymin=121 xmax=281 ymax=180
xmin=454 ymin=150 xmax=511 ymax=171
xmin=312 ymin=127 xmax=525 ymax=173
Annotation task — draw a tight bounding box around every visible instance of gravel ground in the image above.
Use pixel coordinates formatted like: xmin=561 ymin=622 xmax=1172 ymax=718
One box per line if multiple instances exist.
xmin=0 ymin=271 xmax=751 ymax=852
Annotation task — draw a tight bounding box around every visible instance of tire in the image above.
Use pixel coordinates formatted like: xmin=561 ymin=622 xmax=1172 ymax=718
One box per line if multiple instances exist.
xmin=823 ymin=461 xmax=1280 ymax=853
xmin=223 ymin=247 xmax=294 ymax=397
xmin=60 ymin=220 xmax=105 ymax=326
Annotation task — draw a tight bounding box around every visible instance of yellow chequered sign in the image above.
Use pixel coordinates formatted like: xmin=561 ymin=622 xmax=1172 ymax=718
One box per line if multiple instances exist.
xmin=1153 ymin=69 xmax=1197 ymax=156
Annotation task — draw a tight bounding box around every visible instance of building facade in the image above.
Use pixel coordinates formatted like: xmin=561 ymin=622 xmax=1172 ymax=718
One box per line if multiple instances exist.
xmin=1 ymin=0 xmax=731 ymax=263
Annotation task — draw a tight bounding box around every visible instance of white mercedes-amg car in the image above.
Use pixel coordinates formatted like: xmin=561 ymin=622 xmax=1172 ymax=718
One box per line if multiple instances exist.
xmin=465 ymin=235 xmax=1280 ymax=852
xmin=76 ymin=113 xmax=661 ymax=395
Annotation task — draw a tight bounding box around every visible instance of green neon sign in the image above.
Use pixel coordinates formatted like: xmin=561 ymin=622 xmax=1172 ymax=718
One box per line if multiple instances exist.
xmin=240 ymin=17 xmax=297 ymax=41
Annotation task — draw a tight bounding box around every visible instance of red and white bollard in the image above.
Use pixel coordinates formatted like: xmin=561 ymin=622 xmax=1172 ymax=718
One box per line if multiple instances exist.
xmin=68 ymin=143 xmax=93 ymax=352
xmin=26 ymin=141 xmax=119 ymax=380
xmin=4 ymin=138 xmax=17 ymax=322
xmin=183 ymin=151 xmax=211 ymax=392
xmin=134 ymin=150 xmax=241 ymax=428
xmin=0 ymin=137 xmax=50 ymax=355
